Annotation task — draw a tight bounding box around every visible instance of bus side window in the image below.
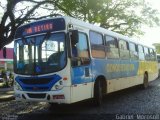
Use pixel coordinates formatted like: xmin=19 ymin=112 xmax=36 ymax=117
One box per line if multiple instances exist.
xmin=71 ymin=32 xmax=90 ymax=66
xmin=144 ymin=47 xmax=150 ymax=61
xmin=76 ymin=33 xmax=90 ymax=58
xmin=129 ymin=42 xmax=138 ymax=60
xmin=89 ymin=31 xmax=105 ymax=58
xmin=157 ymin=55 xmax=160 ymax=63
xmin=105 ymin=35 xmax=119 ymax=58
xmin=149 ymin=48 xmax=156 ymax=61
xmin=138 ymin=45 xmax=145 ymax=60
xmin=153 ymin=49 xmax=156 ymax=61
xmin=119 ymin=40 xmax=130 ymax=59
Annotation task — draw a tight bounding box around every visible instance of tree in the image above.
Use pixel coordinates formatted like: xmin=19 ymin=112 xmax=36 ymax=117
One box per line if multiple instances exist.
xmin=0 ymin=0 xmax=159 ymax=48
xmin=153 ymin=43 xmax=160 ymax=54
xmin=0 ymin=0 xmax=58 ymax=49
xmin=53 ymin=0 xmax=160 ymax=37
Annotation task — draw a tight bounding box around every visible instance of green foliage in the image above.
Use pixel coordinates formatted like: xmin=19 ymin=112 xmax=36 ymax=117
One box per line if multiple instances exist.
xmin=0 ymin=0 xmax=160 ymax=48
xmin=157 ymin=48 xmax=160 ymax=54
xmin=0 ymin=0 xmax=57 ymax=48
xmin=155 ymin=46 xmax=160 ymax=54
xmin=55 ymin=0 xmax=160 ymax=37
xmin=1 ymin=69 xmax=6 ymax=76
xmin=0 ymin=82 xmax=9 ymax=88
xmin=153 ymin=44 xmax=160 ymax=54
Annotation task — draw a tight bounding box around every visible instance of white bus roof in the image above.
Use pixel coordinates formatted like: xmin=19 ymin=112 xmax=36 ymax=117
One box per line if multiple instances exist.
xmin=65 ymin=16 xmax=154 ymax=49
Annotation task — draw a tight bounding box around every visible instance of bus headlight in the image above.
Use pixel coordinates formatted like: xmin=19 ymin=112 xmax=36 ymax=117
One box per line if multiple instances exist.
xmin=14 ymin=81 xmax=22 ymax=91
xmin=51 ymin=80 xmax=63 ymax=91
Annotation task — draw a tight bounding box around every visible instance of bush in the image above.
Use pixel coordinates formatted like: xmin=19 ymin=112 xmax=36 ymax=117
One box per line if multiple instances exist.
xmin=0 ymin=82 xmax=9 ymax=88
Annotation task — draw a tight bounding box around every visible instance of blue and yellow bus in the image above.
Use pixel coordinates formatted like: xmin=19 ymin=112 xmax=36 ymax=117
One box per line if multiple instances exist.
xmin=14 ymin=16 xmax=158 ymax=106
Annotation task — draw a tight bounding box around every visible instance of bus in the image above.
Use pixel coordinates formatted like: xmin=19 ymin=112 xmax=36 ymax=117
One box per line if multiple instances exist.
xmin=13 ymin=16 xmax=158 ymax=106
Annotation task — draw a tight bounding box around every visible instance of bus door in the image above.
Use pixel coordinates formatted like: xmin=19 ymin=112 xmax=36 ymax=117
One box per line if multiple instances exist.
xmin=70 ymin=32 xmax=92 ymax=102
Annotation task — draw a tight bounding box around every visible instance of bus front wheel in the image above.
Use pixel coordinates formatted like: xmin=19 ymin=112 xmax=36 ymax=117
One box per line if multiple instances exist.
xmin=94 ymin=80 xmax=103 ymax=106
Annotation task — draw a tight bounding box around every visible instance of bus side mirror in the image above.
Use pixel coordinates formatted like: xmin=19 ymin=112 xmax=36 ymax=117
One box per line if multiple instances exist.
xmin=70 ymin=30 xmax=79 ymax=45
xmin=3 ymin=47 xmax=6 ymax=58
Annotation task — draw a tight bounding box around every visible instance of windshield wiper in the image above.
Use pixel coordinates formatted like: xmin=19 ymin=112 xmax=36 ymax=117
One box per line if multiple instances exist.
xmin=33 ymin=32 xmax=51 ymax=75
xmin=41 ymin=32 xmax=51 ymax=44
xmin=22 ymin=36 xmax=27 ymax=44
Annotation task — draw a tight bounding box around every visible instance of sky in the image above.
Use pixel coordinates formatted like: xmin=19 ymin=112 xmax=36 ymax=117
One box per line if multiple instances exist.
xmin=5 ymin=0 xmax=160 ymax=48
xmin=138 ymin=0 xmax=160 ymax=47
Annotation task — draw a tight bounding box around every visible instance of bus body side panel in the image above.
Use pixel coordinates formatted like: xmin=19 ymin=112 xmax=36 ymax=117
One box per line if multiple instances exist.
xmin=106 ymin=59 xmax=139 ymax=93
xmin=107 ymin=76 xmax=142 ymax=93
xmin=91 ymin=58 xmax=140 ymax=94
xmin=91 ymin=58 xmax=158 ymax=94
xmin=138 ymin=61 xmax=158 ymax=81
xmin=107 ymin=60 xmax=158 ymax=93
xmin=70 ymin=62 xmax=93 ymax=103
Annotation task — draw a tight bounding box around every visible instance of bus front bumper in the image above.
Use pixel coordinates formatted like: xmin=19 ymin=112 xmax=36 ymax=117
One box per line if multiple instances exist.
xmin=14 ymin=86 xmax=71 ymax=104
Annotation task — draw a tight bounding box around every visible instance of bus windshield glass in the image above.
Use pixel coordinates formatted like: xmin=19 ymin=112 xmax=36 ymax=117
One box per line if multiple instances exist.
xmin=14 ymin=32 xmax=66 ymax=75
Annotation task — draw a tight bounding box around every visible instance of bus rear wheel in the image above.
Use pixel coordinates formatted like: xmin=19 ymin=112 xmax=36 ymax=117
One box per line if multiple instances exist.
xmin=94 ymin=80 xmax=103 ymax=106
xmin=143 ymin=73 xmax=148 ymax=89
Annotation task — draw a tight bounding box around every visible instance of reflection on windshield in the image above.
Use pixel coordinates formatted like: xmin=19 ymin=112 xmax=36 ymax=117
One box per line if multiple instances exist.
xmin=14 ymin=32 xmax=66 ymax=75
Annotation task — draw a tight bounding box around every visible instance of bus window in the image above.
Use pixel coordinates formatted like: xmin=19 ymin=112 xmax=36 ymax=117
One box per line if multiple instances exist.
xmin=144 ymin=47 xmax=150 ymax=61
xmin=129 ymin=42 xmax=138 ymax=60
xmin=71 ymin=32 xmax=90 ymax=66
xmin=42 ymin=41 xmax=58 ymax=62
xmin=149 ymin=49 xmax=156 ymax=61
xmin=89 ymin=31 xmax=105 ymax=58
xmin=16 ymin=43 xmax=25 ymax=70
xmin=119 ymin=40 xmax=130 ymax=59
xmin=77 ymin=33 xmax=89 ymax=58
xmin=153 ymin=50 xmax=156 ymax=61
xmin=105 ymin=35 xmax=119 ymax=58
xmin=138 ymin=45 xmax=145 ymax=60
xmin=157 ymin=55 xmax=160 ymax=63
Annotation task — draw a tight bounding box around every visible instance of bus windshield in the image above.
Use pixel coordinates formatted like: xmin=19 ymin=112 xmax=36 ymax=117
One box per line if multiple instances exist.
xmin=14 ymin=32 xmax=66 ymax=75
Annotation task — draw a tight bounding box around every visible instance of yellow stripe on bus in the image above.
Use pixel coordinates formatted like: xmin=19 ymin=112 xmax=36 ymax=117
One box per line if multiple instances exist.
xmin=137 ymin=61 xmax=158 ymax=75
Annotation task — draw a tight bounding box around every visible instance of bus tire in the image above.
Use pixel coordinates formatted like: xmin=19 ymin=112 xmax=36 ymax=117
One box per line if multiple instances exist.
xmin=143 ymin=73 xmax=148 ymax=89
xmin=94 ymin=80 xmax=103 ymax=106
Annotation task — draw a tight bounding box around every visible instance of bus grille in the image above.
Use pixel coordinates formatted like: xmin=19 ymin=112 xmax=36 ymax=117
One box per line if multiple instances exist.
xmin=16 ymin=74 xmax=62 ymax=91
xmin=25 ymin=87 xmax=49 ymax=91
xmin=19 ymin=78 xmax=52 ymax=85
xmin=27 ymin=93 xmax=46 ymax=99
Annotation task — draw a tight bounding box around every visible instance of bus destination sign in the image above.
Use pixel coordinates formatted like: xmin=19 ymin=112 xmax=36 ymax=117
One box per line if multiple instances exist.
xmin=25 ymin=23 xmax=53 ymax=35
xmin=15 ymin=18 xmax=65 ymax=39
